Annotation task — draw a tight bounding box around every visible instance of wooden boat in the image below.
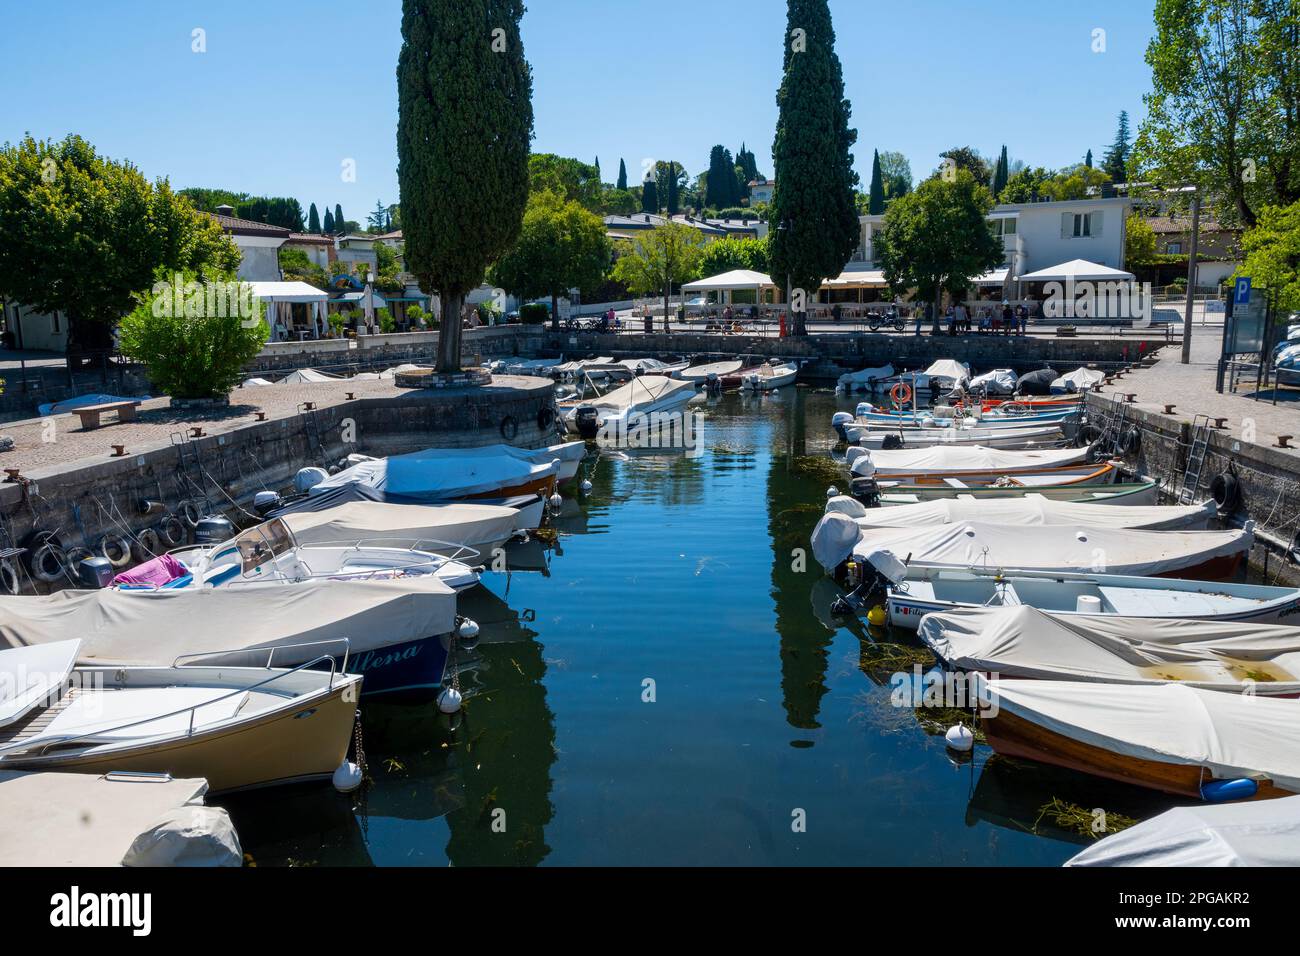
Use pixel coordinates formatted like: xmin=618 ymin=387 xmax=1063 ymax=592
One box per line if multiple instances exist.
xmin=846 ymin=444 xmax=1093 ymax=480
xmin=978 ymin=677 xmax=1300 ymax=799
xmin=980 ymin=396 xmax=1084 ymax=412
xmin=917 ymin=605 xmax=1300 ymax=694
xmin=859 ymin=460 xmax=1120 ymax=491
xmin=886 ymin=565 xmax=1299 ymax=628
xmin=0 ymin=640 xmax=361 ymax=794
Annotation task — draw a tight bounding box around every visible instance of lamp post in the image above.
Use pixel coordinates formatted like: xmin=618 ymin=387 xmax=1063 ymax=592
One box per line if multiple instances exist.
xmin=778 ymin=218 xmax=794 ymax=336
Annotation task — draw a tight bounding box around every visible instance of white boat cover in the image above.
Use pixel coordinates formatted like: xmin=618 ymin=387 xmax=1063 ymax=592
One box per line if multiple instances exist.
xmin=679 ymin=360 xmax=743 ymax=381
xmin=0 ymin=577 xmax=457 ymax=667
xmin=1052 ymin=366 xmax=1107 ymax=393
xmin=280 ymin=368 xmax=341 ymax=384
xmin=1066 ymin=795 xmax=1300 ymax=867
xmin=831 ymin=496 xmax=1214 ymax=532
xmin=838 ymin=364 xmax=895 ymax=387
xmin=982 ymin=677 xmax=1300 ymax=793
xmin=918 ymin=605 xmax=1300 ymax=691
xmin=850 ymin=444 xmax=1089 ymax=477
xmin=282 ymin=500 xmax=518 ymax=555
xmin=311 ymin=444 xmax=559 ymax=500
xmin=969 ymin=369 xmax=1017 ymax=393
xmin=569 ymin=375 xmax=696 ymax=415
xmin=811 ymin=514 xmax=1250 ymax=573
xmin=0 ymin=771 xmax=239 ymax=867
xmin=921 ymin=360 xmax=971 ymax=385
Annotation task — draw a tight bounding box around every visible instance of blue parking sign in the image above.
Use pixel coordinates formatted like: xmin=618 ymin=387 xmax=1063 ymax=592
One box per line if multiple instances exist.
xmin=1234 ymin=276 xmax=1252 ymax=305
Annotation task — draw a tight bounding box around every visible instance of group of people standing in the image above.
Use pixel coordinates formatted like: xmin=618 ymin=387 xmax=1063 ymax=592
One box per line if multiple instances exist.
xmin=942 ymin=301 xmax=1029 ymax=336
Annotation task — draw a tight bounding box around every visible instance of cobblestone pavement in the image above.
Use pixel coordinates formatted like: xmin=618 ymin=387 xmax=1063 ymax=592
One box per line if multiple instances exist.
xmin=1106 ymin=327 xmax=1300 ymax=460
xmin=0 ymin=375 xmax=543 ymax=476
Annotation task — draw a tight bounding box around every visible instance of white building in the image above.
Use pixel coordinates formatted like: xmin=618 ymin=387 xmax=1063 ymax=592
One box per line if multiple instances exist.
xmin=210 ymin=205 xmax=290 ymax=282
xmin=748 ymin=179 xmax=775 ymax=204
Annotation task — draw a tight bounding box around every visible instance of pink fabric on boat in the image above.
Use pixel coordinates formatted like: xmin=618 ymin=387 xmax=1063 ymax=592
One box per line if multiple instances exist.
xmin=112 ymin=553 xmax=189 ymax=587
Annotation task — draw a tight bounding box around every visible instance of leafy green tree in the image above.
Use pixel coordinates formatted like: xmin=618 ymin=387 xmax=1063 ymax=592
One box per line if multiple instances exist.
xmin=1124 ymin=213 xmax=1159 ymax=267
xmin=769 ymin=0 xmax=860 ymax=335
xmin=279 ymin=247 xmax=328 ymax=289
xmin=334 ymin=204 xmax=344 ymax=235
xmin=177 ymin=187 xmax=248 ymax=211
xmin=117 ymin=272 xmax=269 ymax=398
xmin=654 ymin=160 xmax=685 ymax=215
xmin=998 ymin=165 xmax=1054 ymax=203
xmin=489 ymin=190 xmax=610 ymax=331
xmin=397 ymin=0 xmax=533 ymax=372
xmin=599 ymin=188 xmax=638 ymax=215
xmin=1042 ymin=164 xmax=1111 ymax=201
xmin=1136 ymin=0 xmax=1300 ymax=227
xmin=0 ymin=134 xmax=240 ymax=354
xmin=872 ymin=170 xmax=1004 ymax=334
xmin=1235 ymin=200 xmax=1300 ymax=311
xmin=706 ymin=145 xmax=740 ymax=208
xmin=308 ymin=203 xmax=321 ymax=232
xmin=529 ymin=154 xmax=602 ymax=209
xmin=641 ymin=175 xmax=659 ymax=213
xmin=611 ymin=222 xmax=705 ymax=332
xmin=617 ymin=158 xmax=628 ymax=191
xmin=992 ymin=145 xmax=1009 ymax=197
xmin=867 ymin=149 xmax=885 ymax=214
xmin=937 ymin=146 xmax=991 ymax=186
xmin=698 ymin=235 xmax=771 ymax=276
xmin=234 ymin=196 xmax=305 ymax=230
xmin=879 ymin=150 xmax=912 ymax=200
xmin=323 ymin=207 xmax=335 ymax=233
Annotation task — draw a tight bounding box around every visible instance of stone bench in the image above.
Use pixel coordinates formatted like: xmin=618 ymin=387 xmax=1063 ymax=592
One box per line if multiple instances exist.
xmin=73 ymin=400 xmax=140 ymax=429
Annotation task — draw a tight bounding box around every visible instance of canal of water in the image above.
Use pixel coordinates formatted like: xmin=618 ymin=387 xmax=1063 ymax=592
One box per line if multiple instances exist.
xmin=218 ymin=387 xmax=1185 ymax=866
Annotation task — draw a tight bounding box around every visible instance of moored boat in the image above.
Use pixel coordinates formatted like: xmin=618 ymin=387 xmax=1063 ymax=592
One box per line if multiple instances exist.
xmin=0 ymin=640 xmax=361 ymax=794
xmin=871 ymin=474 xmax=1149 ymax=505
xmin=562 ymin=375 xmax=697 ymax=438
xmin=308 ymin=443 xmax=564 ymax=501
xmin=742 ymin=360 xmax=798 ymax=391
xmin=917 ymin=605 xmax=1300 ymax=692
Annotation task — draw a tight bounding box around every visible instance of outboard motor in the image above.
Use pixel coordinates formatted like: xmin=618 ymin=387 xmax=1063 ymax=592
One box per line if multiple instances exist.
xmin=574 ymin=405 xmax=600 ymax=439
xmin=831 ymin=411 xmax=854 ymax=441
xmin=705 ymin=371 xmax=722 ymax=395
xmin=253 ymin=490 xmax=283 ymax=517
xmin=849 ymin=476 xmax=882 ymax=508
xmin=194 ymin=515 xmax=235 ymax=546
xmin=77 ymin=555 xmax=114 ymax=589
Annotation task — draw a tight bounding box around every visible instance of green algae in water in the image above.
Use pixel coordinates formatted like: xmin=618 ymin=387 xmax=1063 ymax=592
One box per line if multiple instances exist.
xmin=791 ymin=455 xmax=845 ymax=485
xmin=1034 ymin=798 xmax=1137 ymax=840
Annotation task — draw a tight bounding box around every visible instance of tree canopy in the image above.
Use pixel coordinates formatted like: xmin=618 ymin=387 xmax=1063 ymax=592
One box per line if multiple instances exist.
xmin=529 ymin=153 xmax=602 ymax=210
xmin=0 ymin=134 xmax=240 ymax=352
xmin=1235 ymin=200 xmax=1300 ymax=311
xmin=611 ymin=222 xmax=705 ymax=331
xmin=872 ymin=170 xmax=1004 ymax=333
xmin=698 ymin=235 xmax=771 ymax=276
xmin=616 ymin=158 xmax=628 ymax=191
xmin=768 ymin=0 xmax=860 ymax=334
xmin=397 ymin=0 xmax=533 ymax=371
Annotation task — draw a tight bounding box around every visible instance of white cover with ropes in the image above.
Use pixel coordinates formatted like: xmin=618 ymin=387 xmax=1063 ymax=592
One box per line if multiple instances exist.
xmin=848 ymin=444 xmax=1089 ymax=476
xmin=310 ymin=444 xmax=559 ymax=500
xmin=844 ymin=496 xmax=1213 ymax=531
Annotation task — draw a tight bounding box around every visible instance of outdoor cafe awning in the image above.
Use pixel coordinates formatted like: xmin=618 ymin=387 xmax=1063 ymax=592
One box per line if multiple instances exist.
xmin=247 ymin=281 xmax=329 ymax=303
xmin=1017 ymin=259 xmax=1135 ymax=283
xmin=682 ymin=269 xmax=774 ymax=291
xmin=972 ymin=269 xmax=1010 ymax=286
xmin=820 ymin=270 xmax=889 ymax=288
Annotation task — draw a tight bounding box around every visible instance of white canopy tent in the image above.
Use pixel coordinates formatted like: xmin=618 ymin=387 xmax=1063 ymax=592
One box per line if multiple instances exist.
xmin=972 ymin=268 xmax=1009 ymax=286
xmin=1017 ymin=259 xmax=1136 ymax=283
xmin=682 ymin=269 xmax=775 ymax=306
xmin=248 ymin=281 xmax=330 ymax=342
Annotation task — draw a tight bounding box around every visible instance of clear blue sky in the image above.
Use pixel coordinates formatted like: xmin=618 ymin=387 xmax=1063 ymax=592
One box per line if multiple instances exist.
xmin=1 ymin=0 xmax=1154 ymax=219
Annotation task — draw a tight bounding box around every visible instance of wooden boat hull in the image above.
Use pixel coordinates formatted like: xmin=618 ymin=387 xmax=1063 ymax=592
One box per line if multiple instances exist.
xmin=875 ymin=462 xmax=1117 ymax=487
xmin=5 ymin=678 xmax=360 ymax=794
xmin=460 ymin=473 xmax=556 ymax=501
xmin=983 ymin=708 xmax=1295 ymax=800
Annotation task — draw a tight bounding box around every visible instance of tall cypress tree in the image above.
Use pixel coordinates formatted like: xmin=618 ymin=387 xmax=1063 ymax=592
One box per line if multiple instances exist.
xmin=736 ymin=142 xmax=759 ymax=198
xmin=617 ymin=158 xmax=628 ymax=191
xmin=308 ymin=202 xmax=321 ymax=233
xmin=867 ymin=149 xmax=885 ymax=214
xmin=1085 ymin=149 xmax=1093 ymax=168
xmin=323 ymin=208 xmax=335 ymax=233
xmin=594 ymin=155 xmax=601 ymax=184
xmin=992 ymin=145 xmax=1009 ymax=198
xmin=334 ymin=203 xmax=344 ymax=235
xmin=1102 ymin=111 xmax=1130 ymax=183
xmin=769 ymin=0 xmax=859 ymax=335
xmin=706 ymin=145 xmax=728 ymax=208
xmin=666 ymin=161 xmax=680 ymax=215
xmin=641 ymin=176 xmax=659 ymax=213
xmin=398 ymin=0 xmax=533 ymax=371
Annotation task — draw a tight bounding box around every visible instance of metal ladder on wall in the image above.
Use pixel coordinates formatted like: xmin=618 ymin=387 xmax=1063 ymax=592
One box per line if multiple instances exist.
xmin=299 ymin=403 xmax=326 ymax=462
xmin=1178 ymin=414 xmax=1212 ymax=504
xmin=1095 ymin=392 xmax=1130 ymax=457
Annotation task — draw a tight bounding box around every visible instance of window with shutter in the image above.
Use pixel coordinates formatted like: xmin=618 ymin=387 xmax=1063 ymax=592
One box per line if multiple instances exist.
xmin=1091 ymin=211 xmax=1103 ymax=237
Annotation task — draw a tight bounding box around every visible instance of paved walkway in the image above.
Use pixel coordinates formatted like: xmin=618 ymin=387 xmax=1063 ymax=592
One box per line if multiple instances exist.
xmin=1105 ymin=326 xmax=1300 ymax=459
xmin=0 ymin=375 xmax=541 ymax=478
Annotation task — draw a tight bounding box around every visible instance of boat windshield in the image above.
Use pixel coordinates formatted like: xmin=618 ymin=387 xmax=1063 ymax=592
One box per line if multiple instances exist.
xmin=231 ymin=519 xmax=295 ymax=574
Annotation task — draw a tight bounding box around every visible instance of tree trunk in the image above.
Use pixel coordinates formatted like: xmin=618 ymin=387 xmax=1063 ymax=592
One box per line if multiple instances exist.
xmin=437 ymin=291 xmax=463 ymax=372
xmin=663 ymin=282 xmax=671 ymax=334
xmin=931 ymin=282 xmax=943 ymax=336
xmin=551 ymin=292 xmax=560 ymax=332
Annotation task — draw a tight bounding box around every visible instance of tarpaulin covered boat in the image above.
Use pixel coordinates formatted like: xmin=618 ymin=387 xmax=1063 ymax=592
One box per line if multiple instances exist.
xmin=917 ymin=605 xmax=1300 ymax=693
xmin=977 ymin=676 xmax=1300 ymax=799
xmin=309 ymin=443 xmax=565 ymax=500
xmin=810 ymin=516 xmax=1253 ymax=579
xmin=848 ymin=444 xmax=1091 ymax=478
xmin=281 ymin=500 xmax=522 ymax=562
xmin=825 ymin=494 xmax=1216 ymax=532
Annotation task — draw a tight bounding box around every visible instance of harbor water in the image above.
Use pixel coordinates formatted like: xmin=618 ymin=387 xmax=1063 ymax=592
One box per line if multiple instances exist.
xmin=217 ymin=387 xmax=1184 ymax=866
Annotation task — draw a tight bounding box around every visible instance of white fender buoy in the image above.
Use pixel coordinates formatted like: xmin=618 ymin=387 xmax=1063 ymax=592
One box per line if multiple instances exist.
xmin=548 ymin=493 xmax=563 ymax=509
xmin=458 ymin=618 xmax=480 ymax=640
xmin=580 ymin=479 xmax=593 ymax=493
xmin=826 ymin=486 xmax=839 ymax=499
xmin=945 ymin=722 xmax=975 ymax=752
xmin=333 ymin=760 xmax=363 ymax=793
xmin=437 ymin=687 xmax=463 ymax=714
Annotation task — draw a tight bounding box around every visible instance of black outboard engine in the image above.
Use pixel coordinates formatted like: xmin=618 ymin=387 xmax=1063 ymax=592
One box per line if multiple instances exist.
xmin=194 ymin=515 xmax=236 ymax=545
xmin=77 ymin=555 xmax=114 ymax=589
xmin=849 ymin=476 xmax=882 ymax=508
xmin=705 ymin=372 xmax=722 ymax=395
xmin=574 ymin=405 xmax=600 ymax=439
xmin=253 ymin=491 xmax=283 ymax=517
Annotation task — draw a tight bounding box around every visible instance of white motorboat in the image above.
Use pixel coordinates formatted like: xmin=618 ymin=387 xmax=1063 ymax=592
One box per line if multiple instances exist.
xmin=0 ymin=575 xmax=463 ymax=698
xmin=849 ymin=423 xmax=1066 ymax=450
xmin=1051 ymin=366 xmax=1107 ymax=393
xmin=0 ymin=639 xmax=361 ymax=794
xmin=836 ymin=364 xmax=895 ymax=392
xmin=562 ymin=375 xmax=698 ymax=438
xmin=742 ymin=360 xmax=798 ymax=391
xmin=618 ymin=358 xmax=689 ymax=377
xmin=825 ymin=494 xmax=1218 ymax=532
xmin=872 ymin=563 xmax=1300 ymax=628
xmin=309 ymin=443 xmax=563 ymax=500
xmin=125 ymin=519 xmax=482 ymax=593
xmin=676 ymin=359 xmax=743 ymax=383
xmin=847 ymin=444 xmax=1091 ymax=479
xmin=917 ymin=605 xmax=1300 ymax=692
xmin=810 ymin=515 xmax=1254 ymax=579
xmin=969 ymin=368 xmax=1017 ymax=395
xmin=281 ymin=500 xmax=523 ymax=564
